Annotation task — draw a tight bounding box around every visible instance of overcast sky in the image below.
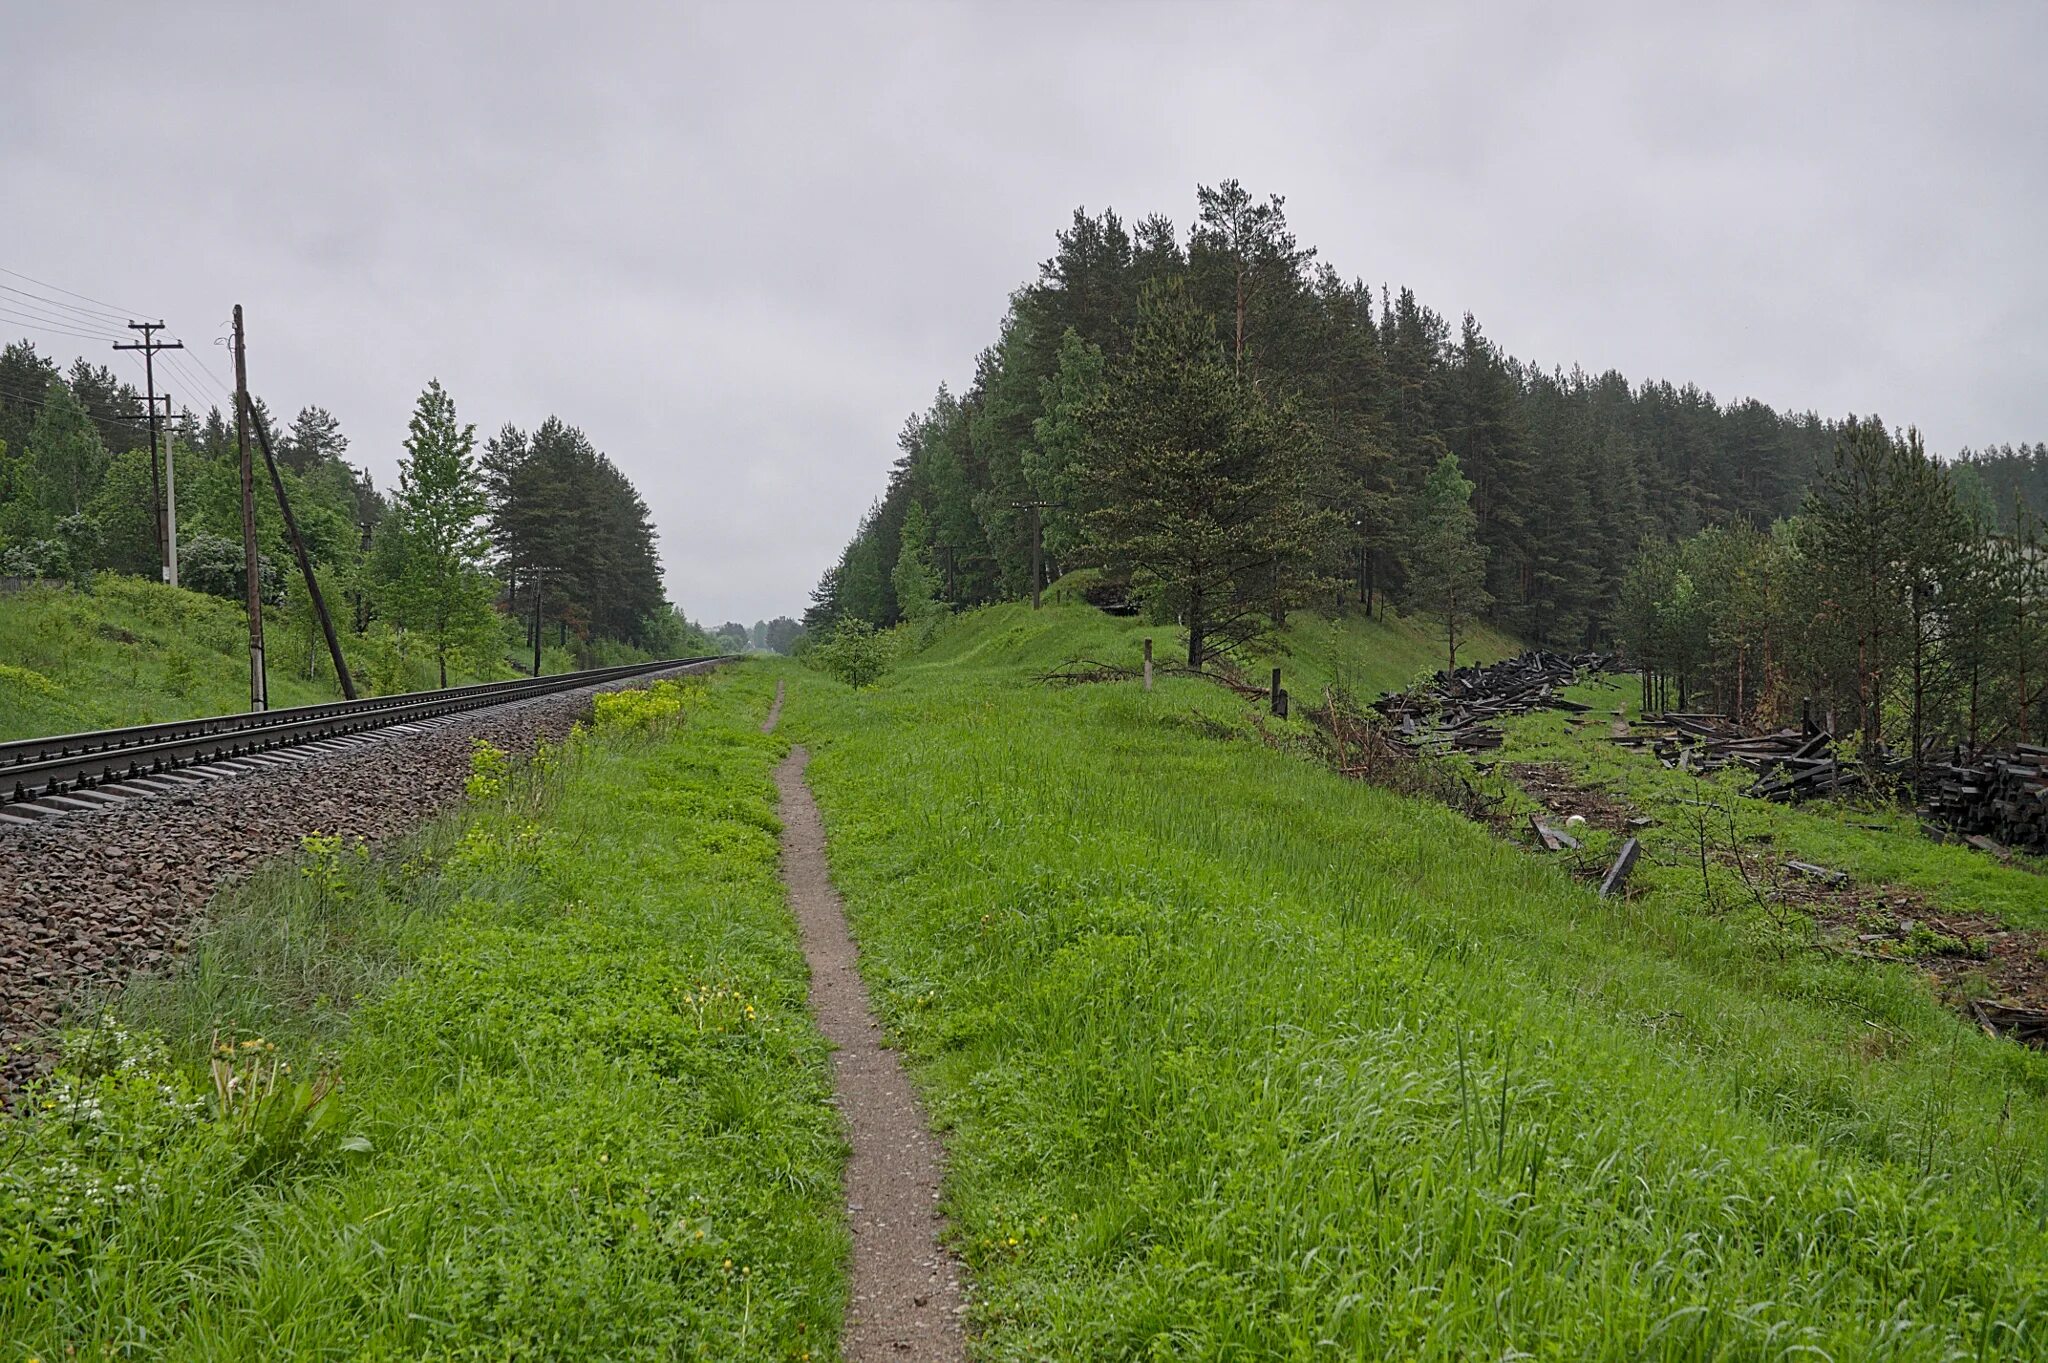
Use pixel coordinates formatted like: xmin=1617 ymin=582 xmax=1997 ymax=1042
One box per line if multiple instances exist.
xmin=5 ymin=3 xmax=2043 ymax=623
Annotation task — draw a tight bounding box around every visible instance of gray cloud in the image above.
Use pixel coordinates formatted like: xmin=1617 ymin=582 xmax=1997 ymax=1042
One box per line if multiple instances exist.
xmin=5 ymin=2 xmax=2043 ymax=621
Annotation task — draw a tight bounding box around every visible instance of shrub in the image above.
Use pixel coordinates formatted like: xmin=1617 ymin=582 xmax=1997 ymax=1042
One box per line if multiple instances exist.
xmin=807 ymin=619 xmax=892 ymax=688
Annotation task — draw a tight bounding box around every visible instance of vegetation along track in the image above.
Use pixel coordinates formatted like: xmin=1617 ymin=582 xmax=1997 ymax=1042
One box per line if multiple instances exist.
xmin=0 ymin=658 xmax=725 ymax=1091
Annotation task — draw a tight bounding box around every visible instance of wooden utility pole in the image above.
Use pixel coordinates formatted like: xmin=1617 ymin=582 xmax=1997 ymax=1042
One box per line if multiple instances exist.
xmin=231 ymin=305 xmax=267 ymax=711
xmin=1010 ymin=498 xmax=1053 ymax=609
xmin=161 ymin=391 xmax=177 ymax=586
xmin=111 ymin=321 xmax=183 ymax=578
xmin=249 ymin=403 xmax=356 ymax=698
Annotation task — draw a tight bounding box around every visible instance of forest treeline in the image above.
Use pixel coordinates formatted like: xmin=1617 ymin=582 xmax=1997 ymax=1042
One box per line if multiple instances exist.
xmin=0 ymin=340 xmax=708 ymax=684
xmin=1619 ymin=419 xmax=2048 ymax=763
xmin=806 ymin=181 xmax=2047 ymax=750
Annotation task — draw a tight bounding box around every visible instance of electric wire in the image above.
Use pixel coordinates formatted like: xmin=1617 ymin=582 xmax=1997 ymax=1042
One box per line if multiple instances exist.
xmin=0 ymin=310 xmax=130 ymax=346
xmin=0 ymin=266 xmax=148 ymax=322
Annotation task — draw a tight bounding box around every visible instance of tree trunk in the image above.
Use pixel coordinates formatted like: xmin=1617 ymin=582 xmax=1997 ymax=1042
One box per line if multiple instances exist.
xmin=1910 ymin=582 xmax=1925 ymax=791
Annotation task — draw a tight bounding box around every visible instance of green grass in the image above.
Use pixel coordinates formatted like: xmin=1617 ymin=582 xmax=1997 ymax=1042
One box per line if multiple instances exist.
xmin=0 ymin=575 xmax=603 ymax=742
xmin=0 ymin=668 xmax=847 ymax=1359
xmin=782 ymin=604 xmax=2048 ymax=1359
xmin=906 ymin=588 xmax=1517 ymax=699
xmin=0 ymin=578 xmax=347 ymax=738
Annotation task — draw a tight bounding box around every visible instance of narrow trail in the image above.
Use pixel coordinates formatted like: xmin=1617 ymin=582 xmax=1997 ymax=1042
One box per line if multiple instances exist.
xmin=766 ymin=680 xmax=967 ymax=1360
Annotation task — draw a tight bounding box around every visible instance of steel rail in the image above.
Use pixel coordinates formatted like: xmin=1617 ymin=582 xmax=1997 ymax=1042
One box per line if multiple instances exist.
xmin=2 ymin=657 xmax=724 ymax=805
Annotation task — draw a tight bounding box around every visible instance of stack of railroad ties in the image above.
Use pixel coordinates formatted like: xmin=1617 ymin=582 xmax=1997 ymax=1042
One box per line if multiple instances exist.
xmin=1374 ymin=650 xmax=1610 ymax=752
xmin=1620 ymin=713 xmax=2048 ymax=857
xmin=1377 ymin=653 xmax=2048 ymax=857
xmin=1615 ymin=712 xmax=1850 ymax=797
xmin=1921 ymin=747 xmax=2048 ymax=856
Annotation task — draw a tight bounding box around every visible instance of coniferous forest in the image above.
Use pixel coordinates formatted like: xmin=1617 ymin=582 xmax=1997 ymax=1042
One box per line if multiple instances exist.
xmin=811 ymin=182 xmax=2048 ymax=755
xmin=0 ymin=340 xmax=704 ymax=681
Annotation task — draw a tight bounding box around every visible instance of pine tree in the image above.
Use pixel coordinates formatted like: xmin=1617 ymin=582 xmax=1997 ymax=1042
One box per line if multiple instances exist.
xmin=1405 ymin=450 xmax=1492 ymax=671
xmin=283 ymin=406 xmax=349 ymax=472
xmin=1026 ymin=329 xmax=1104 ymax=566
xmin=1799 ymin=417 xmax=1918 ymax=748
xmin=1078 ymin=278 xmax=1336 ymax=667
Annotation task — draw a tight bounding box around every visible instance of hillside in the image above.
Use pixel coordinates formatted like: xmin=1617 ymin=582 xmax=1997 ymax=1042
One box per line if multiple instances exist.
xmin=0 ymin=577 xmax=565 ymax=741
xmin=905 ymin=589 xmax=1519 ymax=698
xmin=778 ymin=603 xmax=2048 ymax=1356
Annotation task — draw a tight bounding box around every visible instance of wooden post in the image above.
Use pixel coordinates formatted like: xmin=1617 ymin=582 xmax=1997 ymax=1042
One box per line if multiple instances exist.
xmin=1009 ymin=498 xmax=1053 ymax=610
xmin=231 ymin=305 xmax=267 ymax=712
xmin=250 ymin=403 xmax=356 ymax=698
xmin=1143 ymin=637 xmax=1153 ymax=692
xmin=1270 ymin=668 xmax=1288 ymax=718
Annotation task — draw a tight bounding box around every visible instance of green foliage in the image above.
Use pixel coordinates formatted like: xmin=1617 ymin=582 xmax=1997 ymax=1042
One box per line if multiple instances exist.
xmin=0 ymin=669 xmax=845 ymax=1357
xmin=806 ymin=617 xmax=892 ymax=687
xmin=1618 ymin=421 xmax=2036 ymax=755
xmin=1403 ymin=449 xmax=1492 ymax=669
xmin=587 ymin=677 xmax=702 ymax=734
xmin=1025 ymin=328 xmax=1104 ymax=562
xmin=23 ymin=378 xmax=108 ymax=520
xmin=890 ymin=501 xmax=943 ymax=625
xmin=87 ymin=446 xmax=162 ymax=578
xmin=484 ymin=417 xmax=668 ymax=648
xmin=1077 ymin=278 xmax=1337 ymax=667
xmin=0 ymin=576 xmax=516 ymax=741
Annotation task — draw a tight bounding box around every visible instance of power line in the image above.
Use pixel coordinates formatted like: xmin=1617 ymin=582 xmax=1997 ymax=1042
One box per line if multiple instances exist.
xmin=0 ymin=281 xmax=132 ymax=327
xmin=0 ymin=310 xmax=130 ymax=345
xmin=161 ymin=347 xmax=233 ymax=405
xmin=0 ymin=265 xmax=148 ymax=321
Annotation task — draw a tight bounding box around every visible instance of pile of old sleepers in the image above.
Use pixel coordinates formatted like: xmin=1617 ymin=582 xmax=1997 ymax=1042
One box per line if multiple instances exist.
xmin=1377 ymin=650 xmax=1608 ymax=752
xmin=1920 ymin=747 xmax=2048 ymax=855
xmin=1612 ymin=711 xmax=1861 ymax=799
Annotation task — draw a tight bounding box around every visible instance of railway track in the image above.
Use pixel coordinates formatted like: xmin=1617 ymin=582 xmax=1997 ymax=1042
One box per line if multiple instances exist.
xmin=0 ymin=657 xmax=721 ymax=822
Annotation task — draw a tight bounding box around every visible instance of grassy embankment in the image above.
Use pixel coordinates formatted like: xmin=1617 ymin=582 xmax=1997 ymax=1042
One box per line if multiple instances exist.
xmin=0 ymin=577 xmax=611 ymax=742
xmin=0 ymin=667 xmax=846 ymax=1359
xmin=919 ymin=583 xmax=1518 ymax=697
xmin=786 ymin=601 xmax=2048 ymax=1359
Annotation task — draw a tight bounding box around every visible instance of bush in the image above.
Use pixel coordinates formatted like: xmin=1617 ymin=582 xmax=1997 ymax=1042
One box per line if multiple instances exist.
xmin=806 ymin=619 xmax=892 ymax=688
xmin=179 ymin=534 xmax=283 ymax=605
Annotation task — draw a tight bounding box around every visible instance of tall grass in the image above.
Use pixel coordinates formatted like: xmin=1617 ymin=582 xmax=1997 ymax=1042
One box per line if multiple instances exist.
xmin=785 ymin=604 xmax=2048 ymax=1359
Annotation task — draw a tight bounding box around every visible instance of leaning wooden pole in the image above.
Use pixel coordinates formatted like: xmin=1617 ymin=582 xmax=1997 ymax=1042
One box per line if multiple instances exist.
xmin=250 ymin=403 xmax=357 ymax=698
xmin=231 ymin=305 xmax=268 ymax=712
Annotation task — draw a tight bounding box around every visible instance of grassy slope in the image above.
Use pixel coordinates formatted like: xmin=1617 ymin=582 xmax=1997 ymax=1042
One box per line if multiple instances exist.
xmin=0 ymin=668 xmax=846 ymax=1358
xmin=0 ymin=577 xmax=572 ymax=742
xmin=0 ymin=579 xmax=343 ymax=737
xmin=787 ymin=604 xmax=2048 ymax=1360
xmin=913 ymin=590 xmax=1518 ymax=697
